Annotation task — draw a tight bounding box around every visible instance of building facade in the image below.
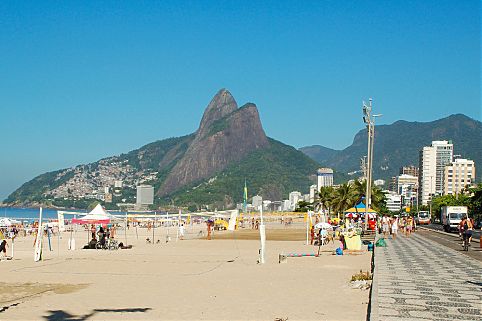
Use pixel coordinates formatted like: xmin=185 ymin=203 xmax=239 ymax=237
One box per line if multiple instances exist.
xmin=397 ymin=174 xmax=418 ymax=207
xmin=385 ymin=191 xmax=402 ymax=212
xmin=136 ymin=185 xmax=154 ymax=205
xmin=289 ymin=191 xmax=302 ymax=211
xmin=443 ymin=159 xmax=476 ymax=195
xmin=400 ymin=165 xmax=419 ymax=177
xmin=252 ymin=195 xmax=263 ymax=209
xmin=418 ymin=141 xmax=453 ymax=205
xmin=317 ymin=168 xmax=334 ymax=191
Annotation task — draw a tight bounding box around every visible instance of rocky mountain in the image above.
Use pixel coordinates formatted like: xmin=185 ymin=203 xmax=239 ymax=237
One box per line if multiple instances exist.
xmin=160 ymin=89 xmax=269 ymax=195
xmin=300 ymin=114 xmax=482 ymax=182
xmin=6 ymin=89 xmax=324 ymax=209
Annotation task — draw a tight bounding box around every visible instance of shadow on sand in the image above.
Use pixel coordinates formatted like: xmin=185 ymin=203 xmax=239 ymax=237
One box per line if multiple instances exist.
xmin=43 ymin=307 xmax=152 ymax=321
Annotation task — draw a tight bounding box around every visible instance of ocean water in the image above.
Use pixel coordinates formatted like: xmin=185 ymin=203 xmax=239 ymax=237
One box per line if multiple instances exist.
xmin=0 ymin=207 xmax=87 ymax=221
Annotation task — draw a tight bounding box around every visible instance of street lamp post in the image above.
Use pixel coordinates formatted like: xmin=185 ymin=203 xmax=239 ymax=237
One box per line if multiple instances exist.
xmin=363 ymin=99 xmax=382 ymax=230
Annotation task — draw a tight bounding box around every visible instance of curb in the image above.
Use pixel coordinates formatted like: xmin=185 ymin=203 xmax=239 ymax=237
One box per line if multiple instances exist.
xmin=367 ymin=234 xmax=378 ymax=321
xmin=418 ymin=226 xmax=480 ymax=243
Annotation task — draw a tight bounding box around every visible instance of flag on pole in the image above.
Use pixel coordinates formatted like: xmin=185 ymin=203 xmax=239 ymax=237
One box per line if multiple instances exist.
xmin=243 ymin=180 xmax=248 ymax=213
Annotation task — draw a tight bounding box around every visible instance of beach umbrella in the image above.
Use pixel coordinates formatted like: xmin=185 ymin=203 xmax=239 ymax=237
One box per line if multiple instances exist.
xmin=0 ymin=218 xmax=13 ymax=227
xmin=314 ymin=222 xmax=332 ymax=230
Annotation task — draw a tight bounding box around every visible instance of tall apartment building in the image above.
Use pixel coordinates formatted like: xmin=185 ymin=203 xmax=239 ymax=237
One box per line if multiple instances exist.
xmin=317 ymin=168 xmax=334 ymax=191
xmin=400 ymin=165 xmax=419 ymax=177
xmin=136 ymin=185 xmax=154 ymax=205
xmin=289 ymin=191 xmax=302 ymax=211
xmin=418 ymin=141 xmax=453 ymax=205
xmin=444 ymin=159 xmax=476 ymax=195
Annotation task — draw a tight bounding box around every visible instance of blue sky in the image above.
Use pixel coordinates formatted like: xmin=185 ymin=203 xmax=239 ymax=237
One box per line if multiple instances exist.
xmin=0 ymin=1 xmax=480 ymax=200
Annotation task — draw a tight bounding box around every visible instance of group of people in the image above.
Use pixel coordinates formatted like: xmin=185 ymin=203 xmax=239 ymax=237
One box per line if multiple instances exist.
xmin=381 ymin=214 xmax=416 ymax=239
xmin=85 ymin=225 xmax=116 ymax=249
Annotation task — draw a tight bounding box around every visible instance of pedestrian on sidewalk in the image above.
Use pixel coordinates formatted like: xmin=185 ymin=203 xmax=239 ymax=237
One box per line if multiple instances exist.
xmin=391 ymin=216 xmax=399 ymax=239
xmin=382 ymin=214 xmax=390 ymax=238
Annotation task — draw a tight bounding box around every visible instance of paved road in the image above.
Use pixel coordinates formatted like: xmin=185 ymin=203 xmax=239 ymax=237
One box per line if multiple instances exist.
xmin=416 ymin=229 xmax=482 ymax=262
xmin=371 ymin=233 xmax=482 ymax=321
xmin=425 ymin=224 xmax=481 ymax=240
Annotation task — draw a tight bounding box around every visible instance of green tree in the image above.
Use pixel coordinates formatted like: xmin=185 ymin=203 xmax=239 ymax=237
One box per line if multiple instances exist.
xmin=332 ymin=183 xmax=356 ymax=216
xmin=468 ymin=183 xmax=482 ymax=221
xmin=352 ymin=179 xmax=387 ymax=212
xmin=315 ymin=186 xmax=335 ymax=215
xmin=430 ymin=194 xmax=471 ymax=219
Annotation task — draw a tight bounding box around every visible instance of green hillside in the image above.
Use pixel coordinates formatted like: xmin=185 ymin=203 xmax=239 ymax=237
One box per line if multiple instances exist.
xmin=301 ymin=114 xmax=482 ymax=182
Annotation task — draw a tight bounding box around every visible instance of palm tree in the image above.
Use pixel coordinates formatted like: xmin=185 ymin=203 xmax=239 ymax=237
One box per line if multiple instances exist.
xmin=370 ymin=186 xmax=387 ymax=211
xmin=332 ymin=183 xmax=356 ymax=218
xmin=352 ymin=179 xmax=387 ymax=211
xmin=315 ymin=186 xmax=335 ymax=215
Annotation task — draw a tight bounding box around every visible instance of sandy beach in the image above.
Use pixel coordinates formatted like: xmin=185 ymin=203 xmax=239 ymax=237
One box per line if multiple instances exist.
xmin=0 ymin=223 xmax=371 ymax=320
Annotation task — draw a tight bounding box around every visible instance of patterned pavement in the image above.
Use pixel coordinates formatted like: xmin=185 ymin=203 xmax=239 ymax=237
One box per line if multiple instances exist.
xmin=371 ymin=233 xmax=482 ymax=321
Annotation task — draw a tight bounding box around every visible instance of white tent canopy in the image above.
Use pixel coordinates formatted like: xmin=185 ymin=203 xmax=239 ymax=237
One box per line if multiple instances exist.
xmin=89 ymin=204 xmax=109 ymax=216
xmin=74 ymin=204 xmax=123 ymax=223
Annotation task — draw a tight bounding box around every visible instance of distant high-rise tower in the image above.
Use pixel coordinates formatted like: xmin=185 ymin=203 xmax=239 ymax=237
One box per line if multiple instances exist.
xmin=136 ymin=185 xmax=154 ymax=205
xmin=418 ymin=141 xmax=453 ymax=205
xmin=317 ymin=168 xmax=334 ymax=191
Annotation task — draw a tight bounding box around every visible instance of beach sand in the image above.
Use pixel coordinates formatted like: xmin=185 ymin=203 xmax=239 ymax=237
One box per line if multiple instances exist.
xmin=0 ymin=224 xmax=371 ymax=320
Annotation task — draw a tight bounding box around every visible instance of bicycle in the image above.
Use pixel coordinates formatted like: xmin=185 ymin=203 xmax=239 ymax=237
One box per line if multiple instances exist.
xmin=95 ymin=240 xmax=108 ymax=250
xmin=108 ymin=239 xmax=119 ymax=250
xmin=462 ymin=232 xmax=469 ymax=252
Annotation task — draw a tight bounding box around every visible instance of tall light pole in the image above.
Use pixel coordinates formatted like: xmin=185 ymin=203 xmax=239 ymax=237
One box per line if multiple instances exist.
xmin=363 ymin=99 xmax=382 ymax=230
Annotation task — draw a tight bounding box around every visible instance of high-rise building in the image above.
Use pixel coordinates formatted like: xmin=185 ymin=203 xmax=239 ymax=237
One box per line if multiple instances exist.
xmin=317 ymin=168 xmax=333 ymax=191
xmin=418 ymin=141 xmax=453 ymax=205
xmin=400 ymin=166 xmax=419 ymax=177
xmin=444 ymin=159 xmax=476 ymax=195
xmin=289 ymin=191 xmax=302 ymax=211
xmin=433 ymin=141 xmax=453 ymax=194
xmin=136 ymin=185 xmax=154 ymax=205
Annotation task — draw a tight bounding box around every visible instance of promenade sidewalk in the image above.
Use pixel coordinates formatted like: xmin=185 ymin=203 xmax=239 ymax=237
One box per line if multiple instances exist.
xmin=370 ymin=232 xmax=482 ymax=321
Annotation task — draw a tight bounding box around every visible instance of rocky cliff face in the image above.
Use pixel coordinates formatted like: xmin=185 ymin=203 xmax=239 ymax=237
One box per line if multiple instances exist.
xmin=159 ymin=89 xmax=269 ymax=195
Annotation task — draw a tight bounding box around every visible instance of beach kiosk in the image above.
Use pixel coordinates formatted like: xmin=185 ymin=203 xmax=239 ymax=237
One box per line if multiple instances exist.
xmin=343 ymin=201 xmax=377 ymax=250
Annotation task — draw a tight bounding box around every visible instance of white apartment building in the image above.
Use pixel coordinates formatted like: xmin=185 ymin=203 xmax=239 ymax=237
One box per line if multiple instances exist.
xmin=289 ymin=191 xmax=302 ymax=211
xmin=444 ymin=158 xmax=476 ymax=195
xmin=433 ymin=141 xmax=454 ymax=194
xmin=385 ymin=191 xmax=402 ymax=212
xmin=317 ymin=168 xmax=333 ymax=191
xmin=418 ymin=141 xmax=453 ymax=205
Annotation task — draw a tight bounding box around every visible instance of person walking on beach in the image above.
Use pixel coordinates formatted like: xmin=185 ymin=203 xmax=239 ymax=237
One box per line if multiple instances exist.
xmin=179 ymin=224 xmax=185 ymax=240
xmin=206 ymin=221 xmax=212 ymax=240
xmin=310 ymin=226 xmax=315 ymax=245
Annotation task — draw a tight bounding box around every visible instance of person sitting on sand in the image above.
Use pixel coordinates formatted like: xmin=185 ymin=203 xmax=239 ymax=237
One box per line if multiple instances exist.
xmin=0 ymin=240 xmax=8 ymax=257
xmin=83 ymin=237 xmax=97 ymax=249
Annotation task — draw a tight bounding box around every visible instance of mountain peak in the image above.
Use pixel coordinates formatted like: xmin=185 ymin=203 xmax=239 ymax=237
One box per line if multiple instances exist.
xmin=159 ymin=90 xmax=269 ymax=196
xmin=197 ymin=89 xmax=238 ymax=137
